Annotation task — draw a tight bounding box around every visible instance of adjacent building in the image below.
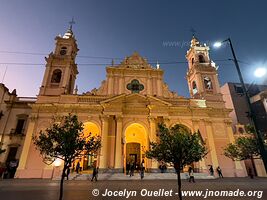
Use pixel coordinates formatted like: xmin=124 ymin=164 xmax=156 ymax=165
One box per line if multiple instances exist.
xmin=221 ymin=82 xmax=267 ymax=176
xmin=0 ymin=84 xmax=36 ymax=177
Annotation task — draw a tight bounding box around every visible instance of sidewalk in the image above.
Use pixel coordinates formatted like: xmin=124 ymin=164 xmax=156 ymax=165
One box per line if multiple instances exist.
xmin=60 ymin=172 xmax=215 ymax=181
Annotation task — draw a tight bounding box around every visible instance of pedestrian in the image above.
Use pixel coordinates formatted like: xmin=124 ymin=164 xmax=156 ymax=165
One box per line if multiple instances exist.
xmin=91 ymin=166 xmax=99 ymax=182
xmin=126 ymin=162 xmax=130 ymax=175
xmin=248 ymin=168 xmax=254 ymax=179
xmin=76 ymin=162 xmax=80 ymax=174
xmin=188 ymin=167 xmax=195 ymax=183
xmin=209 ymin=165 xmax=214 ymax=176
xmin=216 ymin=166 xmax=223 ymax=178
xmin=140 ymin=159 xmax=145 ymax=180
xmin=130 ymin=162 xmax=135 ymax=177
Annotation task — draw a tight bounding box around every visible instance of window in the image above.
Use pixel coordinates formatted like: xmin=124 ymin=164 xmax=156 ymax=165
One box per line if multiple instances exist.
xmin=6 ymin=147 xmax=18 ymax=163
xmin=198 ymin=55 xmax=205 ymax=63
xmin=15 ymin=119 xmax=25 ymax=134
xmin=51 ymin=69 xmax=62 ymax=83
xmin=126 ymin=79 xmax=144 ymax=93
xmin=204 ymin=77 xmax=212 ymax=90
xmin=192 ymin=81 xmax=198 ymax=95
xmin=234 ymin=84 xmax=244 ymax=94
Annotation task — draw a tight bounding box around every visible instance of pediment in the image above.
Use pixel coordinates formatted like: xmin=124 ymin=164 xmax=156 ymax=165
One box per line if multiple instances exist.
xmin=100 ymin=93 xmax=172 ymax=107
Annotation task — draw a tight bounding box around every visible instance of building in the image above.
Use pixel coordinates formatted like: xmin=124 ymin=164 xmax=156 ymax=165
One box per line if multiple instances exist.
xmin=14 ymin=27 xmax=249 ymax=178
xmin=221 ymin=82 xmax=267 ymax=176
xmin=0 ymin=83 xmax=36 ymax=177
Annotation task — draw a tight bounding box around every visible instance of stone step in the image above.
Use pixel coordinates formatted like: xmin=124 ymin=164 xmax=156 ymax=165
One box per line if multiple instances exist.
xmin=53 ymin=172 xmax=216 ymax=180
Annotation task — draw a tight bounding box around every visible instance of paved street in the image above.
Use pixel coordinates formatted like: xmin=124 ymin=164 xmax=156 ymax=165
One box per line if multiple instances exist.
xmin=0 ymin=177 xmax=266 ymax=200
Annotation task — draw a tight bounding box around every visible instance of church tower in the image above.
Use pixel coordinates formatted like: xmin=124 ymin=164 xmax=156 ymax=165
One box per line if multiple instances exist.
xmin=39 ymin=24 xmax=79 ymax=96
xmin=186 ymin=36 xmax=222 ymax=101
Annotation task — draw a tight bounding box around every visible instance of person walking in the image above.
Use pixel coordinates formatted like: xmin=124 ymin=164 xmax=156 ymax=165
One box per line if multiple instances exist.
xmin=188 ymin=167 xmax=195 ymax=183
xmin=126 ymin=162 xmax=130 ymax=175
xmin=130 ymin=162 xmax=135 ymax=177
xmin=76 ymin=162 xmax=80 ymax=174
xmin=216 ymin=166 xmax=223 ymax=178
xmin=248 ymin=168 xmax=254 ymax=179
xmin=209 ymin=165 xmax=214 ymax=176
xmin=140 ymin=159 xmax=145 ymax=180
xmin=91 ymin=166 xmax=99 ymax=182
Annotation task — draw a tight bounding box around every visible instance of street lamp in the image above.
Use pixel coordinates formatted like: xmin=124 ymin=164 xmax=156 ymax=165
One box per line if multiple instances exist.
xmin=52 ymin=158 xmax=62 ymax=179
xmin=254 ymin=67 xmax=266 ymax=78
xmin=214 ymin=38 xmax=267 ymax=172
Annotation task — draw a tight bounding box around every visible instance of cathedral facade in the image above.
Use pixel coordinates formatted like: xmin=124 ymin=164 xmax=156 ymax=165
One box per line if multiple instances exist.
xmin=16 ymin=27 xmax=247 ymax=178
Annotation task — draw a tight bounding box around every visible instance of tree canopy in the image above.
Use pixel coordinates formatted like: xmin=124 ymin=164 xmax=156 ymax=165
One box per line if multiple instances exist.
xmin=33 ymin=114 xmax=101 ymax=200
xmin=146 ymin=123 xmax=207 ymax=200
xmin=224 ymin=136 xmax=260 ymax=161
xmin=146 ymin=123 xmax=207 ymax=168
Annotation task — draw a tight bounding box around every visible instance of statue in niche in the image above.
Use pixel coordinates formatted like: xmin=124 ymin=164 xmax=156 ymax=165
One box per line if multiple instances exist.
xmin=204 ymin=77 xmax=212 ymax=90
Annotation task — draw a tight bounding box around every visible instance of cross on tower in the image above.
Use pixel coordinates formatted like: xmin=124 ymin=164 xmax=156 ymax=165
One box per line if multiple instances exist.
xmin=69 ymin=17 xmax=75 ymax=31
xmin=190 ymin=27 xmax=197 ymax=37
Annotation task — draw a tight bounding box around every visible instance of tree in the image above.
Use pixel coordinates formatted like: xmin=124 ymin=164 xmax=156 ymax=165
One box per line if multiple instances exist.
xmin=146 ymin=124 xmax=207 ymax=200
xmin=224 ymin=136 xmax=260 ymax=176
xmin=33 ymin=114 xmax=101 ymax=200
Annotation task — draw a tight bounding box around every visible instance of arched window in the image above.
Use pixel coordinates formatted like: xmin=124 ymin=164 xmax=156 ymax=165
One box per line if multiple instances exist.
xmin=192 ymin=81 xmax=198 ymax=95
xmin=191 ymin=58 xmax=194 ymax=66
xmin=198 ymin=55 xmax=205 ymax=63
xmin=204 ymin=77 xmax=212 ymax=90
xmin=51 ymin=69 xmax=62 ymax=83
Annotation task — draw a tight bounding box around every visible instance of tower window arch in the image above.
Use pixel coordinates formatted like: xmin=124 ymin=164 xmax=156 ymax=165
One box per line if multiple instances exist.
xmin=198 ymin=54 xmax=205 ymax=63
xmin=204 ymin=76 xmax=213 ymax=90
xmin=192 ymin=81 xmax=198 ymax=95
xmin=51 ymin=69 xmax=62 ymax=83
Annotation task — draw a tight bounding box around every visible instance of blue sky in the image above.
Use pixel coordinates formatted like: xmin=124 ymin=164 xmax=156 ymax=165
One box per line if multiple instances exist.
xmin=0 ymin=0 xmax=266 ymax=97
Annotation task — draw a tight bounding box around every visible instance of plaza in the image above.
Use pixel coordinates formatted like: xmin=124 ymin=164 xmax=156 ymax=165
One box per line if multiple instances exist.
xmin=0 ymin=177 xmax=266 ymax=200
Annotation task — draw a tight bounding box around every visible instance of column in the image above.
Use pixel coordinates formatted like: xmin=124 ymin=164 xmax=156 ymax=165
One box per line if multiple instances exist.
xmin=118 ymin=77 xmax=123 ymax=94
xmin=147 ymin=76 xmax=151 ymax=95
xmin=225 ymin=122 xmax=245 ymax=176
xmin=157 ymin=78 xmax=162 ymax=96
xmin=99 ymin=116 xmax=109 ymax=169
xmin=205 ymin=120 xmax=219 ymax=168
xmin=114 ymin=116 xmax=123 ymax=169
xmin=16 ymin=116 xmax=37 ymax=178
xmin=107 ymin=76 xmax=114 ymax=95
xmin=149 ymin=117 xmax=158 ymax=169
xmin=192 ymin=119 xmax=207 ymax=172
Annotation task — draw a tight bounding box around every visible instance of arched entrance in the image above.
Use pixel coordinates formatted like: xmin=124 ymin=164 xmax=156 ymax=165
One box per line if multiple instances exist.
xmin=124 ymin=123 xmax=148 ymax=171
xmin=75 ymin=122 xmax=100 ymax=171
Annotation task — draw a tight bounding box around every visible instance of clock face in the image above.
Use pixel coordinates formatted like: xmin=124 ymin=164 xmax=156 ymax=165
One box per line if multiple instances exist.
xmin=60 ymin=49 xmax=67 ymax=55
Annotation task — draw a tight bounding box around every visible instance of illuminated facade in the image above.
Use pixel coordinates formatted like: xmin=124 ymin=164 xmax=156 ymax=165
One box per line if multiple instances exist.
xmin=15 ymin=28 xmax=249 ymax=178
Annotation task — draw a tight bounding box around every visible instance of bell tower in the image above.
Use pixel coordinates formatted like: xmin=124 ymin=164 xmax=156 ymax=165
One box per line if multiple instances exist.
xmin=186 ymin=36 xmax=222 ymax=101
xmin=39 ymin=23 xmax=79 ymax=96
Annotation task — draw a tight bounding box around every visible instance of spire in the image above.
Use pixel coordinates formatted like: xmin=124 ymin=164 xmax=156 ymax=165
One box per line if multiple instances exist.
xmin=69 ymin=17 xmax=75 ymax=31
xmin=190 ymin=35 xmax=200 ymax=47
xmin=63 ymin=17 xmax=75 ymax=39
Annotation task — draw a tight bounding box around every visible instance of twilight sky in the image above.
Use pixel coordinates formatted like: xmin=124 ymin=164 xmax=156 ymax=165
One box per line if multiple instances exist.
xmin=0 ymin=0 xmax=266 ymax=97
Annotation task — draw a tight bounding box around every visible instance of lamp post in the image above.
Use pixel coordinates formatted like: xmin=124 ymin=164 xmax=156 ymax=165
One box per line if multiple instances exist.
xmin=214 ymin=38 xmax=267 ymax=172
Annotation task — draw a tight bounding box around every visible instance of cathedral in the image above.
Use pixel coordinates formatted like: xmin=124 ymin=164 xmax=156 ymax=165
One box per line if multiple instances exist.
xmin=15 ymin=26 xmax=248 ymax=178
